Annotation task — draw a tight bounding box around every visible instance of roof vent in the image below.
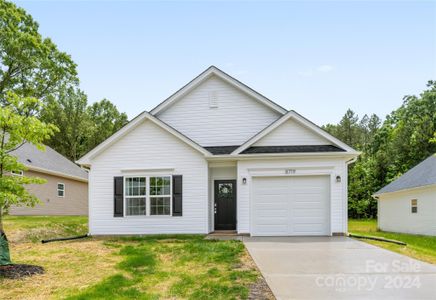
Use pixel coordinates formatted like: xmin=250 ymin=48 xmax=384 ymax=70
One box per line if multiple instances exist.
xmin=209 ymin=91 xmax=218 ymax=108
xmin=27 ymin=159 xmax=32 ymax=163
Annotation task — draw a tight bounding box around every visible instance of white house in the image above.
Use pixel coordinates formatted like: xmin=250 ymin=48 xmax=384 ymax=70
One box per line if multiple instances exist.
xmin=374 ymin=154 xmax=436 ymax=236
xmin=77 ymin=66 xmax=359 ymax=236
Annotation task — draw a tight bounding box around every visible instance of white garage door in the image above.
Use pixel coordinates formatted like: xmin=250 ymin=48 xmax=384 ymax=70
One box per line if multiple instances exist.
xmin=252 ymin=176 xmax=330 ymax=236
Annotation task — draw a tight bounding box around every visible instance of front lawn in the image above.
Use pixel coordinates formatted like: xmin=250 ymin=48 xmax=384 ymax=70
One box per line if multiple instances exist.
xmin=1 ymin=216 xmax=270 ymax=299
xmin=349 ymin=219 xmax=436 ymax=265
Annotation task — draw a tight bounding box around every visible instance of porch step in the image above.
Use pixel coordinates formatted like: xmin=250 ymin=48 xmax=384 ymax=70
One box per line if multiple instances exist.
xmin=209 ymin=230 xmax=237 ymax=236
xmin=206 ymin=231 xmax=249 ymax=241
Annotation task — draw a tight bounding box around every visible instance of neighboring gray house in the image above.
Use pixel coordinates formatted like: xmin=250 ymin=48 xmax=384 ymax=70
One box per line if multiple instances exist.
xmin=77 ymin=66 xmax=359 ymax=236
xmin=374 ymin=154 xmax=436 ymax=236
xmin=8 ymin=143 xmax=88 ymax=216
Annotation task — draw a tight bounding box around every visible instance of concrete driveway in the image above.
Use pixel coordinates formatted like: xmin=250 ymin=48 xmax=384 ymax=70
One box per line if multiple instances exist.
xmin=243 ymin=237 xmax=436 ymax=300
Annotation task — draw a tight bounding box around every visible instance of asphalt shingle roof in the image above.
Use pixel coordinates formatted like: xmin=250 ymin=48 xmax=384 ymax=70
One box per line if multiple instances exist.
xmin=10 ymin=143 xmax=88 ymax=180
xmin=203 ymin=146 xmax=240 ymax=155
xmin=241 ymin=145 xmax=345 ymax=154
xmin=375 ymin=154 xmax=436 ymax=195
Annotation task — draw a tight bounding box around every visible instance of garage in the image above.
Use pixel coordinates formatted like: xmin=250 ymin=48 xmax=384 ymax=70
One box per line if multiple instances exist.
xmin=251 ymin=175 xmax=330 ymax=236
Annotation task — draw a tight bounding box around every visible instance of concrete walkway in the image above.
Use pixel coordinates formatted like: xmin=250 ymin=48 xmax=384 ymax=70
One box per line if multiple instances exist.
xmin=243 ymin=237 xmax=436 ymax=300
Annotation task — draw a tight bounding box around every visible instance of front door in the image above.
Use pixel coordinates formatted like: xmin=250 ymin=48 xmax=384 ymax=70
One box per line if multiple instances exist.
xmin=214 ymin=180 xmax=236 ymax=230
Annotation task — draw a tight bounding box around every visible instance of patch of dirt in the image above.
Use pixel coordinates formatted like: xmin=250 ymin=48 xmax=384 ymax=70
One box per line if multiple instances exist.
xmin=0 ymin=264 xmax=44 ymax=279
xmin=241 ymin=248 xmax=275 ymax=299
xmin=249 ymin=277 xmax=275 ymax=300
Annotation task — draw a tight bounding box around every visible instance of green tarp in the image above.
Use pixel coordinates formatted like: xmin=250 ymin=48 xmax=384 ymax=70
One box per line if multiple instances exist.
xmin=0 ymin=231 xmax=11 ymax=265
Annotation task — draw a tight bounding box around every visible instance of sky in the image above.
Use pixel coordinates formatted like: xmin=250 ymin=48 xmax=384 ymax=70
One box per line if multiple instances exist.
xmin=15 ymin=0 xmax=436 ymax=125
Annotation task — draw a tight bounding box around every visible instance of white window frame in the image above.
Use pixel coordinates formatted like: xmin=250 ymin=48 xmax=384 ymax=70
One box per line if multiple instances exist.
xmin=123 ymin=175 xmax=172 ymax=217
xmin=57 ymin=183 xmax=65 ymax=198
xmin=11 ymin=170 xmax=23 ymax=176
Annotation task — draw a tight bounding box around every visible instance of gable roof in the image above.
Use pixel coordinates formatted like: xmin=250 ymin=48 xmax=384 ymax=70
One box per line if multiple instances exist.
xmin=76 ymin=111 xmax=211 ymax=166
xmin=150 ymin=66 xmax=288 ymax=116
xmin=374 ymin=154 xmax=436 ymax=195
xmin=11 ymin=143 xmax=88 ymax=182
xmin=231 ymin=110 xmax=359 ymax=155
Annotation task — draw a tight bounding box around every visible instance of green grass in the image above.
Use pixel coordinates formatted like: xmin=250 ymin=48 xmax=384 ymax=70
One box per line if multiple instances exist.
xmin=349 ymin=219 xmax=436 ymax=264
xmin=1 ymin=216 xmax=261 ymax=300
xmin=3 ymin=215 xmax=88 ymax=243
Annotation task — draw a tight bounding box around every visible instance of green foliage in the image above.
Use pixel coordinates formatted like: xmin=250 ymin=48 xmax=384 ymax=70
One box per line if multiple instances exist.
xmin=0 ymin=93 xmax=57 ymax=265
xmin=86 ymin=99 xmax=128 ymax=153
xmin=325 ymin=81 xmax=436 ymax=218
xmin=41 ymin=88 xmax=128 ymax=161
xmin=0 ymin=93 xmax=57 ymax=211
xmin=0 ymin=0 xmax=77 ymax=103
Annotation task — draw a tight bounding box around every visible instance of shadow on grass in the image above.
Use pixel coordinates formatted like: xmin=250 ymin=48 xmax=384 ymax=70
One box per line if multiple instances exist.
xmin=66 ymin=236 xmax=258 ymax=300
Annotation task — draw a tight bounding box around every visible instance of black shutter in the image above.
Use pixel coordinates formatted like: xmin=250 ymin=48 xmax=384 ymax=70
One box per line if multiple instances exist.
xmin=172 ymin=175 xmax=182 ymax=216
xmin=114 ymin=176 xmax=124 ymax=217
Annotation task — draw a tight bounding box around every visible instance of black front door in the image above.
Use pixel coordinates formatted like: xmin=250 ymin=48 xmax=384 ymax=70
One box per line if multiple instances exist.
xmin=214 ymin=180 xmax=236 ymax=230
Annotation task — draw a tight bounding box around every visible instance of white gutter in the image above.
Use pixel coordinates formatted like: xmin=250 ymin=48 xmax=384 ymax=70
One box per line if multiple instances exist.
xmin=372 ymin=183 xmax=436 ymax=198
xmin=26 ymin=165 xmax=88 ymax=183
xmin=206 ymin=151 xmax=361 ymax=161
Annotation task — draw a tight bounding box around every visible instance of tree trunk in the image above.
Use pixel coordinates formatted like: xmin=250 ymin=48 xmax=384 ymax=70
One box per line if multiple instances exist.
xmin=0 ymin=207 xmax=12 ymax=265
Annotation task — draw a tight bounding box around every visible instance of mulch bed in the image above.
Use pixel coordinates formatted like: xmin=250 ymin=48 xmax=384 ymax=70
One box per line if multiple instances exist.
xmin=0 ymin=264 xmax=44 ymax=279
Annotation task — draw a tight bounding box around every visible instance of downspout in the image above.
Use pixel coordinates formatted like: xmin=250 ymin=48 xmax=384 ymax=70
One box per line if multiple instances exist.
xmin=343 ymin=156 xmax=358 ymax=234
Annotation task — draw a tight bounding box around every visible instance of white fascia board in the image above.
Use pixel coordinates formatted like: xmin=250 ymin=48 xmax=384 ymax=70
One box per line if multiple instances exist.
xmin=150 ymin=66 xmax=287 ymax=115
xmin=26 ymin=165 xmax=88 ymax=182
xmin=206 ymin=152 xmax=360 ymax=161
xmin=231 ymin=110 xmax=358 ymax=155
xmin=76 ymin=112 xmax=211 ymax=166
xmin=373 ymin=183 xmax=436 ymax=197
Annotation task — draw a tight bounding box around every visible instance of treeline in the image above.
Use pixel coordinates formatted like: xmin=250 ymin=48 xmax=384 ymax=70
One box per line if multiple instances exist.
xmin=41 ymin=88 xmax=128 ymax=161
xmin=323 ymin=81 xmax=436 ymax=218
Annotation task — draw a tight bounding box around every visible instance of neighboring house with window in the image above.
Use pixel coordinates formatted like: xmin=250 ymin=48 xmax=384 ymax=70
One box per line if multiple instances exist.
xmin=8 ymin=143 xmax=88 ymax=216
xmin=77 ymin=66 xmax=359 ymax=236
xmin=374 ymin=154 xmax=436 ymax=236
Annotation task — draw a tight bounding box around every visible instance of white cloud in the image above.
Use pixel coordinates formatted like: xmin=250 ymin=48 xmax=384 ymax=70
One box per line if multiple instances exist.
xmin=299 ymin=64 xmax=335 ymax=77
xmin=316 ymin=65 xmax=334 ymax=73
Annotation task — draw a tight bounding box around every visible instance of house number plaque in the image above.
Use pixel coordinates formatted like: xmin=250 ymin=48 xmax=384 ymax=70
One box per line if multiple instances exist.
xmin=285 ymin=169 xmax=296 ymax=174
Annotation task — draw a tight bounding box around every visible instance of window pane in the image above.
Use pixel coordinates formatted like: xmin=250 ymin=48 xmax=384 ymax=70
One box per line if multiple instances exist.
xmin=150 ymin=197 xmax=170 ymax=215
xmin=58 ymin=190 xmax=64 ymax=197
xmin=58 ymin=183 xmax=64 ymax=190
xmin=126 ymin=197 xmax=146 ymax=215
xmin=150 ymin=176 xmax=171 ymax=196
xmin=125 ymin=177 xmax=146 ymax=196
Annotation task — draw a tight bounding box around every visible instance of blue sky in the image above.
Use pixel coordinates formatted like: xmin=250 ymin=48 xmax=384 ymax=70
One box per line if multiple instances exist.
xmin=15 ymin=0 xmax=436 ymax=125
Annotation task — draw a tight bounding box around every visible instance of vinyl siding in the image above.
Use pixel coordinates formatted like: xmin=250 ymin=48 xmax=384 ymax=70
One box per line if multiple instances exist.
xmin=237 ymin=157 xmax=348 ymax=235
xmin=156 ymin=75 xmax=282 ymax=146
xmin=88 ymin=120 xmax=208 ymax=235
xmin=9 ymin=170 xmax=88 ymax=216
xmin=378 ymin=186 xmax=436 ymax=236
xmin=254 ymin=119 xmax=330 ymax=146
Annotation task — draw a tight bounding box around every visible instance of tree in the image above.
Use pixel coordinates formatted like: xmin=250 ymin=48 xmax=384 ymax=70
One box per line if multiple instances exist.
xmin=324 ymin=81 xmax=436 ymax=219
xmin=41 ymin=88 xmax=90 ymax=161
xmin=323 ymin=109 xmax=382 ymax=218
xmin=0 ymin=93 xmax=57 ymax=265
xmin=86 ymin=99 xmax=128 ymax=153
xmin=0 ymin=0 xmax=77 ymax=103
xmin=0 ymin=0 xmax=77 ymax=265
xmin=41 ymin=94 xmax=128 ymax=161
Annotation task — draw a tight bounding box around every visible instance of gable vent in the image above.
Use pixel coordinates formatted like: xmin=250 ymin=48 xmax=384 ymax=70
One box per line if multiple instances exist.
xmin=209 ymin=91 xmax=218 ymax=108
